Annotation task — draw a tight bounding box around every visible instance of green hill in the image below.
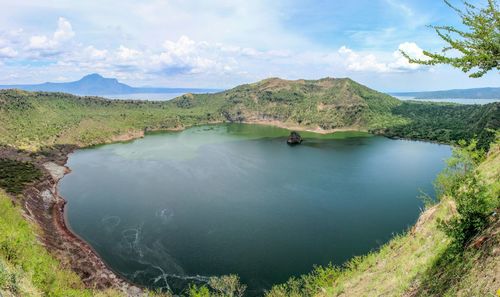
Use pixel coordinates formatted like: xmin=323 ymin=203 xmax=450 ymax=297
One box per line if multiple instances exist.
xmin=1 ymin=77 xmax=498 ymax=151
xmin=183 ymin=77 xmax=403 ymax=130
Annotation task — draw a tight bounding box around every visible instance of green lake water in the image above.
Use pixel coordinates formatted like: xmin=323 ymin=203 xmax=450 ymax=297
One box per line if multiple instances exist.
xmin=59 ymin=124 xmax=451 ymax=295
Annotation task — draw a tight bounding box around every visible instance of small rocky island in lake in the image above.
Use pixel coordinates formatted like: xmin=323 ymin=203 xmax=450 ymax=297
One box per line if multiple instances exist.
xmin=287 ymin=131 xmax=303 ymax=145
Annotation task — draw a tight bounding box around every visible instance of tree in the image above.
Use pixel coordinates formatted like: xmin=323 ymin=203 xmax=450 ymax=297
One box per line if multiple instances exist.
xmin=402 ymin=0 xmax=499 ymax=78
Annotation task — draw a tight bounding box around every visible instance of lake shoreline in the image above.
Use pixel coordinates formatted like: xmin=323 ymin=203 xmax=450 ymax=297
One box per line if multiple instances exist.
xmin=0 ymin=127 xmax=156 ymax=294
xmin=2 ymin=122 xmax=447 ymax=295
xmin=3 ymin=144 xmax=145 ymax=296
xmin=11 ymin=123 xmax=363 ymax=294
xmin=241 ymin=119 xmax=365 ymax=134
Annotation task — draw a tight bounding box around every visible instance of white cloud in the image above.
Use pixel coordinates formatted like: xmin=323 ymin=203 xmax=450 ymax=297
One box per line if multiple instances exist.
xmin=338 ymin=42 xmax=428 ymax=73
xmin=384 ymin=0 xmax=431 ymax=29
xmin=0 ymin=33 xmax=20 ymax=60
xmin=28 ymin=17 xmax=75 ymax=51
xmin=338 ymin=46 xmax=389 ymax=72
xmin=162 ymin=36 xmax=198 ymax=57
xmin=84 ymin=45 xmax=108 ymax=60
xmin=0 ymin=46 xmax=18 ymax=58
xmin=0 ymin=18 xmax=433 ymax=87
xmin=389 ymin=42 xmax=427 ymax=70
xmin=53 ymin=17 xmax=75 ymax=42
xmin=0 ymin=2 xmax=497 ymax=90
xmin=218 ymin=44 xmax=291 ymax=60
xmin=28 ymin=35 xmax=49 ymax=50
xmin=152 ymin=35 xmax=232 ymax=74
xmin=116 ymin=45 xmax=141 ymax=61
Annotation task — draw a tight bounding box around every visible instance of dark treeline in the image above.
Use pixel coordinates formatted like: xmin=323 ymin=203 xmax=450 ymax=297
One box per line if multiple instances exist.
xmin=379 ymin=101 xmax=499 ymax=149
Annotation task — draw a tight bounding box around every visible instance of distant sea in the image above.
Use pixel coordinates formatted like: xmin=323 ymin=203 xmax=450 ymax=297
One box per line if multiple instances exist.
xmin=100 ymin=91 xmax=220 ymax=101
xmin=395 ymin=96 xmax=499 ymax=105
xmin=98 ymin=93 xmax=500 ymax=104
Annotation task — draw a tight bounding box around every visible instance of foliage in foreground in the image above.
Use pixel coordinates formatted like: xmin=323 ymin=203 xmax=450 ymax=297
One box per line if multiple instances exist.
xmin=403 ymin=0 xmax=500 ymax=78
xmin=436 ymin=139 xmax=499 ymax=248
xmin=412 ymin=138 xmax=500 ymax=296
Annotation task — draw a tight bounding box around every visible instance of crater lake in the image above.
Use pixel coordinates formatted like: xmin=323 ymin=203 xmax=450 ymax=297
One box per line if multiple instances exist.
xmin=59 ymin=124 xmax=451 ymax=295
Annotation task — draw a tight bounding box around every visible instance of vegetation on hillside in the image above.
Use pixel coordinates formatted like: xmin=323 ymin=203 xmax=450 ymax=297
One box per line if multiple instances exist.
xmin=0 ymin=159 xmax=42 ymax=194
xmin=1 ymin=79 xmax=498 ymax=151
xmin=0 ymin=188 xmax=114 ymax=297
xmin=211 ymin=77 xmax=403 ymax=130
xmin=0 ymin=90 xmax=218 ymax=150
xmin=379 ymin=101 xmax=499 ymax=148
xmin=402 ymin=0 xmax=500 ymax=78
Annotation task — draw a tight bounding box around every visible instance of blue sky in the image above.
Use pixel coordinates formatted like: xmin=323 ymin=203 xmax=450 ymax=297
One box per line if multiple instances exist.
xmin=0 ymin=0 xmax=498 ymax=91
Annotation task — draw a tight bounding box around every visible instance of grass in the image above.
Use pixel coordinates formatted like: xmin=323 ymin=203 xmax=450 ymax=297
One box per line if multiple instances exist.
xmin=410 ymin=225 xmax=499 ymax=297
xmin=0 ymin=188 xmax=97 ymax=296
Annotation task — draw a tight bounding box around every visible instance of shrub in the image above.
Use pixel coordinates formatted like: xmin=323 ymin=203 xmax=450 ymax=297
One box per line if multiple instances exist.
xmin=441 ymin=174 xmax=495 ymax=247
xmin=189 ymin=284 xmax=211 ymax=297
xmin=436 ymin=138 xmax=498 ymax=248
xmin=435 ymin=139 xmax=484 ymax=198
xmin=208 ymin=275 xmax=246 ymax=297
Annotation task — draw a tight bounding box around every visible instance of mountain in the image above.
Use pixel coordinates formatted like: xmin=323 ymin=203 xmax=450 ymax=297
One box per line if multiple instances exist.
xmin=171 ymin=77 xmax=403 ymax=130
xmin=0 ymin=73 xmax=219 ymax=95
xmin=391 ymin=87 xmax=500 ymax=99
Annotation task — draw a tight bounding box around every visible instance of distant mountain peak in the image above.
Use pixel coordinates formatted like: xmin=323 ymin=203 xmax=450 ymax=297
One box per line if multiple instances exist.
xmin=83 ymin=73 xmax=103 ymax=79
xmin=0 ymin=74 xmax=219 ymax=96
xmin=79 ymin=73 xmax=116 ymax=83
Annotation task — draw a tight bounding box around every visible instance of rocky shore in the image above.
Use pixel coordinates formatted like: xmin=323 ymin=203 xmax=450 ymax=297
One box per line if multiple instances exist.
xmin=1 ymin=143 xmax=145 ymax=296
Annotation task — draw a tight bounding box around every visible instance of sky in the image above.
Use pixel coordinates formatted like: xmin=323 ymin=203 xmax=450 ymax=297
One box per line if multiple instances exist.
xmin=0 ymin=0 xmax=498 ymax=91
